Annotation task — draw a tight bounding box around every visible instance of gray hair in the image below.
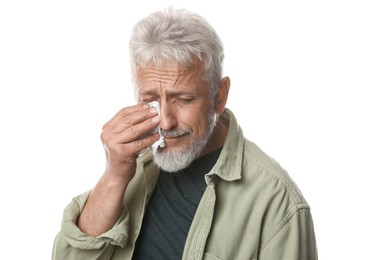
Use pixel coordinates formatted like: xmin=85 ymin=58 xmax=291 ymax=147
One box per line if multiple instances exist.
xmin=129 ymin=7 xmax=224 ymax=97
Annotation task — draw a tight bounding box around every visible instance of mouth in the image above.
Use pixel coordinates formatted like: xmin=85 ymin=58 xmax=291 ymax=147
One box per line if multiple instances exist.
xmin=161 ymin=130 xmax=191 ymax=146
xmin=161 ymin=129 xmax=191 ymax=138
xmin=164 ymin=133 xmax=189 ymax=141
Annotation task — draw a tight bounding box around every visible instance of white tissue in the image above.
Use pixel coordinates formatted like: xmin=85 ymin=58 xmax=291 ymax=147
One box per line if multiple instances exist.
xmin=148 ymin=101 xmax=165 ymax=154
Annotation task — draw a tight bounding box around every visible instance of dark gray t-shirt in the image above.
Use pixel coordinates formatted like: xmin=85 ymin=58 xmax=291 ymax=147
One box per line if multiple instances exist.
xmin=132 ymin=148 xmax=222 ymax=260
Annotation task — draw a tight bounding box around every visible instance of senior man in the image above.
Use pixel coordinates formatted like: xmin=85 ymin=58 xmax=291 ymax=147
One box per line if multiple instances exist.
xmin=53 ymin=7 xmax=317 ymax=260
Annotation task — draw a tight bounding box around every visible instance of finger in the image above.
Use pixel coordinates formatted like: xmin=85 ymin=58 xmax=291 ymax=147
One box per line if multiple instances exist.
xmin=115 ymin=114 xmax=160 ymax=144
xmin=106 ymin=133 xmax=160 ymax=159
xmin=126 ymin=133 xmax=161 ymax=155
xmin=103 ymin=103 xmax=147 ymax=129
xmin=103 ymin=103 xmax=157 ymax=132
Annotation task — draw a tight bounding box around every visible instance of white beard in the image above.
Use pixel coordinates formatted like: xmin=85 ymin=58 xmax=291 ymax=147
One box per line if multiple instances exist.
xmin=153 ymin=112 xmax=217 ymax=173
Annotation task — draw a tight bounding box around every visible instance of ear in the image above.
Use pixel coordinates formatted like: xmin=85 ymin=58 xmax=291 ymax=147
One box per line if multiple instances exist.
xmin=214 ymin=76 xmax=231 ymax=114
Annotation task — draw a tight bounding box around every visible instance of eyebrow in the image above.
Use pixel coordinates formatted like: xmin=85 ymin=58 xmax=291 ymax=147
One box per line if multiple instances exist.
xmin=138 ymin=90 xmax=158 ymax=97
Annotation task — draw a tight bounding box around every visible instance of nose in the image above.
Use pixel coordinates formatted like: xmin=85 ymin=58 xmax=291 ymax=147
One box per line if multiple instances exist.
xmin=159 ymin=101 xmax=178 ymax=131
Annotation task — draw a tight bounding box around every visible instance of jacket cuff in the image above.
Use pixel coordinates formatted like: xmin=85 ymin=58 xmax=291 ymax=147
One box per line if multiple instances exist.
xmin=60 ymin=191 xmax=129 ymax=249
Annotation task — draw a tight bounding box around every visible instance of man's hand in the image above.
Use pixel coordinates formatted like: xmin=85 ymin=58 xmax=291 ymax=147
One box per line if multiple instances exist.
xmin=101 ymin=103 xmax=160 ymax=182
xmin=77 ymin=103 xmax=160 ymax=236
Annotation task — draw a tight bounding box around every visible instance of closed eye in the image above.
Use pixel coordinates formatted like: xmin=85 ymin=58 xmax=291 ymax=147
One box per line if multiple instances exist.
xmin=139 ymin=97 xmax=158 ymax=103
xmin=177 ymin=97 xmax=194 ymax=103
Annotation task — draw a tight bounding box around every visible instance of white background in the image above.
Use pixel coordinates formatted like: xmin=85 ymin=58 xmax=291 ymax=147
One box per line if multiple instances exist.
xmin=1 ymin=0 xmax=366 ymax=259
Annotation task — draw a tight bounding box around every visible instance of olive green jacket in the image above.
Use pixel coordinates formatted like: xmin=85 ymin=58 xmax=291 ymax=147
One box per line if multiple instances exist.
xmin=53 ymin=109 xmax=317 ymax=260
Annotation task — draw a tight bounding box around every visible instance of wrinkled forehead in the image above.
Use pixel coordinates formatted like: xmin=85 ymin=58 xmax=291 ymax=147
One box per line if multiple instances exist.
xmin=136 ymin=59 xmax=204 ymax=83
xmin=132 ymin=57 xmax=207 ymax=100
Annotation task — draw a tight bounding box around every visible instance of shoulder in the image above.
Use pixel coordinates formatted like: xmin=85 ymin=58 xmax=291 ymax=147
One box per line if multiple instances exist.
xmin=242 ymin=137 xmax=307 ymax=206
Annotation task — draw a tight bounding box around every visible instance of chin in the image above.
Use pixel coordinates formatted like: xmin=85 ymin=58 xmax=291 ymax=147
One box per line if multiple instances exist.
xmin=153 ymin=141 xmax=200 ymax=172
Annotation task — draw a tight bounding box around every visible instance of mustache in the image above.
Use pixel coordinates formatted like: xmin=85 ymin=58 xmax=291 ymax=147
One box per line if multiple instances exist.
xmin=160 ymin=129 xmax=192 ymax=138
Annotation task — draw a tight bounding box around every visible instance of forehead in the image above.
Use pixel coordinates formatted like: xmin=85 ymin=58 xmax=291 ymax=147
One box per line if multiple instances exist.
xmin=136 ymin=60 xmax=205 ymax=89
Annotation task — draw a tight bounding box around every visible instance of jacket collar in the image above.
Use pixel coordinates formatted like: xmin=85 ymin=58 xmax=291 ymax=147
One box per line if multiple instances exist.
xmin=206 ymin=108 xmax=244 ymax=182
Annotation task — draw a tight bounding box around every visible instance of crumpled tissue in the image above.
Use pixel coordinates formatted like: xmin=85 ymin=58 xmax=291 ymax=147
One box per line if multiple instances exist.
xmin=148 ymin=101 xmax=165 ymax=154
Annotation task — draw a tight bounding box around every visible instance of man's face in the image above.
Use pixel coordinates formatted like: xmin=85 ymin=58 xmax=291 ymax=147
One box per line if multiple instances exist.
xmin=136 ymin=60 xmax=217 ymax=171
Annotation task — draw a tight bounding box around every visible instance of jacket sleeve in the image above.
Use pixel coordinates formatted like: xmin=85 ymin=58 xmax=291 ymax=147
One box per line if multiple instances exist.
xmin=52 ymin=191 xmax=130 ymax=260
xmin=259 ymin=207 xmax=318 ymax=260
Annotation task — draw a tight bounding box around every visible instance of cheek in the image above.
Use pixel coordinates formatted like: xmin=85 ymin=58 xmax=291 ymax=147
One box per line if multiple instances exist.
xmin=177 ymin=108 xmax=210 ymax=135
